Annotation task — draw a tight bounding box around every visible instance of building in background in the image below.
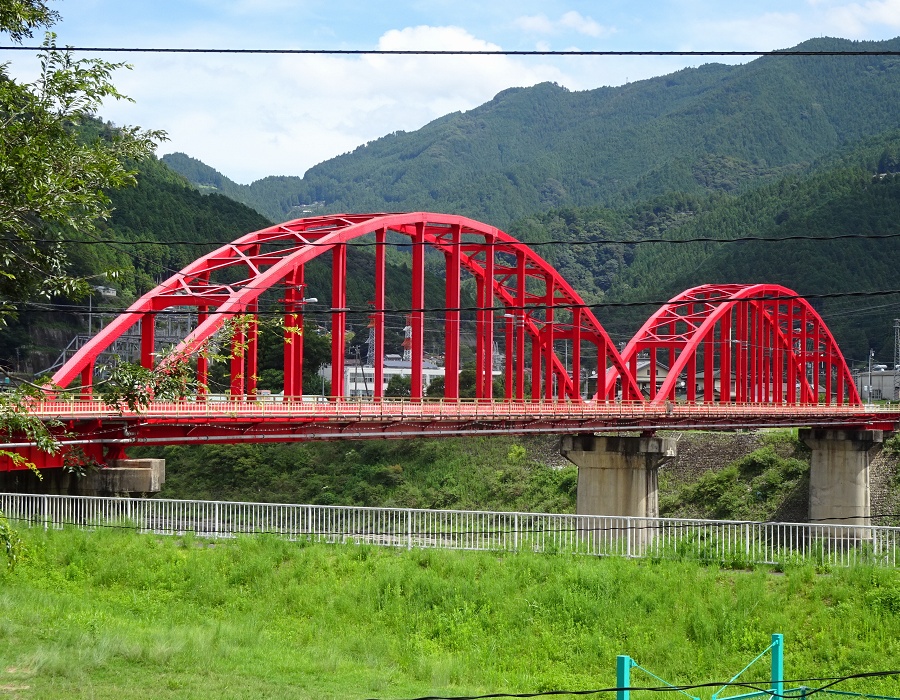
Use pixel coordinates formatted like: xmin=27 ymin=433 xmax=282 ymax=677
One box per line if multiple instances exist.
xmin=319 ymin=355 xmax=445 ymax=397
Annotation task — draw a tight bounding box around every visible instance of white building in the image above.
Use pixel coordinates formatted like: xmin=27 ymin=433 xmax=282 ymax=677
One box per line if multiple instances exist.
xmin=318 ymin=355 xmax=445 ymax=397
xmin=855 ymin=368 xmax=900 ymax=401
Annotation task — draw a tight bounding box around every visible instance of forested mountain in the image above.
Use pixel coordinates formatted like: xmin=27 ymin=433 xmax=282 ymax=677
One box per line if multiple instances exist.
xmin=1 ymin=154 xmax=448 ymax=373
xmin=165 ymin=37 xmax=900 ymax=228
xmin=91 ymin=157 xmax=273 ymax=300
xmin=509 ymin=131 xmax=900 ymax=365
xmin=0 ymin=157 xmax=272 ymax=370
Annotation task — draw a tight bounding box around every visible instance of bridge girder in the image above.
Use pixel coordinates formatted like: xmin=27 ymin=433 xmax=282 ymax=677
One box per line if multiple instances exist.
xmin=4 ymin=213 xmax=868 ymax=473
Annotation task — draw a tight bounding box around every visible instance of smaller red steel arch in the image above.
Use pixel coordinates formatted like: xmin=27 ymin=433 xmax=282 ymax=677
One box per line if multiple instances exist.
xmin=606 ymin=284 xmax=861 ymax=406
xmin=53 ymin=213 xmax=641 ymax=402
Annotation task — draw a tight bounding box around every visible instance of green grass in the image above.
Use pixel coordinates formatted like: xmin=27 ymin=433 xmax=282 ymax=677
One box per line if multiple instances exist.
xmin=153 ymin=437 xmax=578 ymax=513
xmin=1 ymin=527 xmax=899 ymax=699
xmin=660 ymin=438 xmax=811 ymax=521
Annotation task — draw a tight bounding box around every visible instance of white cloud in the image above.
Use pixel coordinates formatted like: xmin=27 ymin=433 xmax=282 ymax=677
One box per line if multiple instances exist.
xmin=515 ymin=14 xmax=557 ymax=35
xmin=823 ymin=0 xmax=900 ymax=36
xmin=95 ymin=25 xmax=570 ymax=183
xmin=688 ymin=1 xmax=900 ymax=49
xmin=514 ymin=11 xmax=614 ymax=38
xmin=688 ymin=11 xmax=809 ymax=50
xmin=559 ymin=11 xmax=611 ymax=38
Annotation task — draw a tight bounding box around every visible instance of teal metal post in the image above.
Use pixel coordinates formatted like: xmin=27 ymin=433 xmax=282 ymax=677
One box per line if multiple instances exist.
xmin=770 ymin=634 xmax=784 ymax=698
xmin=618 ymin=655 xmax=632 ymax=700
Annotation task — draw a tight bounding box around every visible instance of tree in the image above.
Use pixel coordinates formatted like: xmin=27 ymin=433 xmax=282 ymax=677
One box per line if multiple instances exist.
xmin=425 ymin=375 xmax=445 ymax=398
xmin=0 ymin=1 xmax=164 ymax=478
xmin=385 ymin=374 xmax=411 ymax=398
xmin=1 ymin=2 xmax=164 ymax=317
xmin=0 ymin=0 xmax=58 ymax=42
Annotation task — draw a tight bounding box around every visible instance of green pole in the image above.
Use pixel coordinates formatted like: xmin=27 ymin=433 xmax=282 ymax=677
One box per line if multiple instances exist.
xmin=771 ymin=634 xmax=784 ymax=699
xmin=617 ymin=655 xmax=632 ymax=700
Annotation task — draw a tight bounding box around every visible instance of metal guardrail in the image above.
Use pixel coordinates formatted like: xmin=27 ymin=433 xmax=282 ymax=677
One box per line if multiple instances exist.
xmin=25 ymin=397 xmax=900 ymax=420
xmin=2 ymin=493 xmax=898 ymax=568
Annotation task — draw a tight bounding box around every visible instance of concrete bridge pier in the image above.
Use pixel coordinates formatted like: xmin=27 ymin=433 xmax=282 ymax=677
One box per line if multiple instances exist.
xmin=561 ymin=434 xmax=677 ymax=518
xmin=0 ymin=458 xmax=165 ymax=497
xmin=799 ymin=429 xmax=881 ymax=532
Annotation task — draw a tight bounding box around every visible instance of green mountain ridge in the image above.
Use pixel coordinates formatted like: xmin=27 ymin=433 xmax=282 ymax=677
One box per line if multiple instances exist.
xmin=507 ymin=130 xmax=900 ymax=363
xmin=165 ymin=36 xmax=900 ymax=228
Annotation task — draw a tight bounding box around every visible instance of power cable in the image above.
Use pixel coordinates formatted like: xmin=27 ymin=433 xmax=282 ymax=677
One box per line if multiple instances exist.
xmin=5 ymin=231 xmax=900 ymax=249
xmin=0 ymin=508 xmax=896 ymax=696
xmin=78 ymin=230 xmax=201 ymax=280
xmin=357 ymin=671 xmax=900 ymax=700
xmin=3 ymin=47 xmax=900 ymax=57
xmin=2 ymin=500 xmax=900 ymax=689
xmin=11 ymin=287 xmax=900 ymax=317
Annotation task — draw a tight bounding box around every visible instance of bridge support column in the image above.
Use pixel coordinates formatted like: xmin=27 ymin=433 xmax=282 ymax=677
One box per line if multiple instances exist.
xmin=0 ymin=459 xmax=165 ymax=497
xmin=561 ymin=434 xmax=676 ymax=518
xmin=800 ymin=429 xmax=881 ymax=529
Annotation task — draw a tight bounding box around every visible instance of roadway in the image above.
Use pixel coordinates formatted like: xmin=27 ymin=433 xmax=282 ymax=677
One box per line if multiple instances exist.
xmin=15 ymin=398 xmax=900 ymax=449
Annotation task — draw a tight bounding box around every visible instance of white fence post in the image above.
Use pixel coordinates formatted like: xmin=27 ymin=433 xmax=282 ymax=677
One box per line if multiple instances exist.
xmin=407 ymin=509 xmax=412 ymax=551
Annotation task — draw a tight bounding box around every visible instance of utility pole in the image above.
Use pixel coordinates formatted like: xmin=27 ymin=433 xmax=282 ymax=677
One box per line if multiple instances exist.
xmin=894 ymin=319 xmax=899 ymax=400
xmin=868 ymin=348 xmax=874 ymax=404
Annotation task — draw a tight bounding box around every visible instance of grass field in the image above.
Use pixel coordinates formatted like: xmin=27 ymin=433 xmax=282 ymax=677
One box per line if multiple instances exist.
xmin=1 ymin=526 xmax=899 ymax=700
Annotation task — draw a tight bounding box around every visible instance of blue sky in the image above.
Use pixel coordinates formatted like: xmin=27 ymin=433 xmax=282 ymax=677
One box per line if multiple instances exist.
xmin=6 ymin=0 xmax=900 ymax=182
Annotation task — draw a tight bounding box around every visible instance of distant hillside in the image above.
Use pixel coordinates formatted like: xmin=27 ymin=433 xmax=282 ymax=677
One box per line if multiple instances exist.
xmin=99 ymin=157 xmax=274 ymax=299
xmin=508 ymin=131 xmax=900 ymax=364
xmin=165 ymin=37 xmax=900 ymax=227
xmin=160 ymin=153 xmax=301 ymax=223
xmin=2 ymin=154 xmax=450 ymax=373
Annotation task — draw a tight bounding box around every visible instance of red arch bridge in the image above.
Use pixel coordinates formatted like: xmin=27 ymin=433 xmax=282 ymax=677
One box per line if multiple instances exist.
xmin=3 ymin=212 xmax=899 ymax=473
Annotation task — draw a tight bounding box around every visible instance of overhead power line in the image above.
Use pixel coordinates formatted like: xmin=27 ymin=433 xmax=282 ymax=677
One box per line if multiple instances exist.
xmin=2 ymin=46 xmax=900 ymax=57
xmin=13 ymin=287 xmax=900 ymax=318
xmin=362 ymin=670 xmax=900 ymax=700
xmin=6 ymin=231 xmax=900 ymax=249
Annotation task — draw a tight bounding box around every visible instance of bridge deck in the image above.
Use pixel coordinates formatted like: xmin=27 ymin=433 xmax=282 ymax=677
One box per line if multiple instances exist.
xmin=3 ymin=399 xmax=897 ymax=471
xmin=18 ymin=399 xmax=900 ymax=440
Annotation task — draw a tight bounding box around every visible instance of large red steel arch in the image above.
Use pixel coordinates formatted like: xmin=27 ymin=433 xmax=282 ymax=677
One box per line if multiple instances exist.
xmin=607 ymin=283 xmax=861 ymax=406
xmin=52 ymin=214 xmax=861 ymax=408
xmin=53 ymin=213 xmax=642 ymax=402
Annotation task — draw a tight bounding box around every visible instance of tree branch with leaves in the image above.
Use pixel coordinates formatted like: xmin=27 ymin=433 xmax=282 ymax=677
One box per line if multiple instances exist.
xmin=1 ymin=11 xmax=165 ymax=315
xmin=0 ymin=1 xmax=165 ymax=491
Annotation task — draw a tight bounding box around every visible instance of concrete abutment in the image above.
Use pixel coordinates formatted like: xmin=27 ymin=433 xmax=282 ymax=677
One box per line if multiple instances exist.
xmin=0 ymin=458 xmax=165 ymax=497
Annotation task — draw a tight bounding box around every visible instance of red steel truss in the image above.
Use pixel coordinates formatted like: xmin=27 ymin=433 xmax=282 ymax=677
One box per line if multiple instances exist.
xmin=51 ymin=212 xmax=640 ymax=402
xmin=2 ymin=214 xmax=872 ymax=474
xmin=607 ymin=284 xmax=861 ymax=406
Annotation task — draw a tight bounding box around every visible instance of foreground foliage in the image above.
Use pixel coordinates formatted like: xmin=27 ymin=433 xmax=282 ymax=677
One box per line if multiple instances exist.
xmin=154 ymin=436 xmax=577 ymax=513
xmin=660 ymin=432 xmax=812 ymax=522
xmin=0 ymin=0 xmax=162 ymax=476
xmin=0 ymin=528 xmax=898 ymax=699
xmin=0 ymin=3 xmax=163 ymax=315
